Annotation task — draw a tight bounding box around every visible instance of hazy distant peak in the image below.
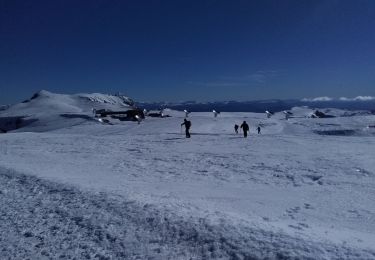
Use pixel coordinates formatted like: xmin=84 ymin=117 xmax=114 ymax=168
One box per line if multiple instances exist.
xmin=301 ymin=97 xmax=333 ymax=102
xmin=302 ymin=96 xmax=375 ymax=102
xmin=339 ymin=96 xmax=375 ymax=101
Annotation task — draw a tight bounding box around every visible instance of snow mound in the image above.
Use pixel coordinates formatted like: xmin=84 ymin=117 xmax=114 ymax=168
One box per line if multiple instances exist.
xmin=0 ymin=90 xmax=136 ymax=132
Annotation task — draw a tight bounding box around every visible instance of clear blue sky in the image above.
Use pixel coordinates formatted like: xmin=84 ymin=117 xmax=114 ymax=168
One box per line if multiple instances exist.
xmin=1 ymin=0 xmax=375 ymax=104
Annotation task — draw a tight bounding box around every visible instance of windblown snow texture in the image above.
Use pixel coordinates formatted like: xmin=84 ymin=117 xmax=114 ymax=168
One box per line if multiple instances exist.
xmin=1 ymin=169 xmax=374 ymax=259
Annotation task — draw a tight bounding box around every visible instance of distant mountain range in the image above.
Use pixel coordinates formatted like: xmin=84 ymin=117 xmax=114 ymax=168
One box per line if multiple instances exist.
xmin=137 ymin=99 xmax=375 ymax=113
xmin=2 ymin=92 xmax=374 ymax=114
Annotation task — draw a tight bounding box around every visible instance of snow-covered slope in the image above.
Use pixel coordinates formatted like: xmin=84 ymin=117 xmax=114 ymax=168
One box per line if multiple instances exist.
xmin=0 ymin=90 xmax=135 ymax=132
xmin=0 ymin=95 xmax=375 ymax=259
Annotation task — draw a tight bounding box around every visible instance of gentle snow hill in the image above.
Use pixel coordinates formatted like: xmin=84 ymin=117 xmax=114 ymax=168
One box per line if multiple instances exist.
xmin=0 ymin=90 xmax=135 ymax=132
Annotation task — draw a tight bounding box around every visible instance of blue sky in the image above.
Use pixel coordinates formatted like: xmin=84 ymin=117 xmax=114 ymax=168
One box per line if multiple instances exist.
xmin=1 ymin=0 xmax=375 ymax=104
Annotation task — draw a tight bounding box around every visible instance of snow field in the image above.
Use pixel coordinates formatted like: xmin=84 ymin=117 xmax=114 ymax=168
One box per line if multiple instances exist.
xmin=0 ymin=112 xmax=375 ymax=259
xmin=2 ymin=168 xmax=374 ymax=259
xmin=1 ymin=91 xmax=375 ymax=259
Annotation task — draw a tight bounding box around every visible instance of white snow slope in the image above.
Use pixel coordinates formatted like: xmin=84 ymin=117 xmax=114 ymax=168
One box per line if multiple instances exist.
xmin=0 ymin=90 xmax=134 ymax=132
xmin=0 ymin=92 xmax=375 ymax=259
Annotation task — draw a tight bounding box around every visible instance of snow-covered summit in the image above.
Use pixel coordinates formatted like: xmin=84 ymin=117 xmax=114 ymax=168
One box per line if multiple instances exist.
xmin=0 ymin=90 xmax=136 ymax=132
xmin=22 ymin=90 xmax=135 ymax=112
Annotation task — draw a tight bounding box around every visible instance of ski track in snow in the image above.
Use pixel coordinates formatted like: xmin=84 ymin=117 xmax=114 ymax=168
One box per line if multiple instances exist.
xmin=1 ymin=110 xmax=375 ymax=259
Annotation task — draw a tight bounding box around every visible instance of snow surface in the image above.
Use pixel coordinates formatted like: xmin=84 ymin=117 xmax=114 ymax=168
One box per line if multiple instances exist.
xmin=0 ymin=92 xmax=375 ymax=259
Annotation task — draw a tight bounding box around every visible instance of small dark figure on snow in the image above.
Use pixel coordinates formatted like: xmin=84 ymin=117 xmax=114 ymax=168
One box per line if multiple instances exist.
xmin=240 ymin=121 xmax=249 ymax=138
xmin=181 ymin=119 xmax=192 ymax=138
xmin=234 ymin=124 xmax=239 ymax=134
xmin=257 ymin=126 xmax=261 ymax=134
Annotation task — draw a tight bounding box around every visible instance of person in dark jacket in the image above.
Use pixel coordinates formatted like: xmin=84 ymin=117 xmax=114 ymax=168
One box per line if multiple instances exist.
xmin=234 ymin=124 xmax=239 ymax=134
xmin=181 ymin=119 xmax=191 ymax=138
xmin=257 ymin=126 xmax=261 ymax=134
xmin=240 ymin=121 xmax=249 ymax=138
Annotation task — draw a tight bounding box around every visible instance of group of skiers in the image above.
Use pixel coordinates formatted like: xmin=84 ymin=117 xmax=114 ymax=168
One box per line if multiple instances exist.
xmin=181 ymin=119 xmax=261 ymax=138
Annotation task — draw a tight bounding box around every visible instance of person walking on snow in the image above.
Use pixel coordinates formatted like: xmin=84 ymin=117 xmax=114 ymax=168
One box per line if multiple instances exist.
xmin=257 ymin=126 xmax=261 ymax=134
xmin=181 ymin=119 xmax=192 ymax=138
xmin=240 ymin=121 xmax=249 ymax=138
xmin=234 ymin=124 xmax=239 ymax=134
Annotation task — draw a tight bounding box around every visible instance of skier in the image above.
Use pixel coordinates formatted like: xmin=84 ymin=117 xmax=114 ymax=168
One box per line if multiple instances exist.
xmin=184 ymin=110 xmax=190 ymax=118
xmin=257 ymin=126 xmax=261 ymax=134
xmin=135 ymin=115 xmax=142 ymax=124
xmin=234 ymin=124 xmax=239 ymax=134
xmin=181 ymin=119 xmax=192 ymax=138
xmin=240 ymin=121 xmax=249 ymax=138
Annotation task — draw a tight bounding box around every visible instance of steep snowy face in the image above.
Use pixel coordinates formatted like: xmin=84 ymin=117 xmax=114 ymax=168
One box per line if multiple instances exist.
xmin=0 ymin=90 xmax=136 ymax=132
